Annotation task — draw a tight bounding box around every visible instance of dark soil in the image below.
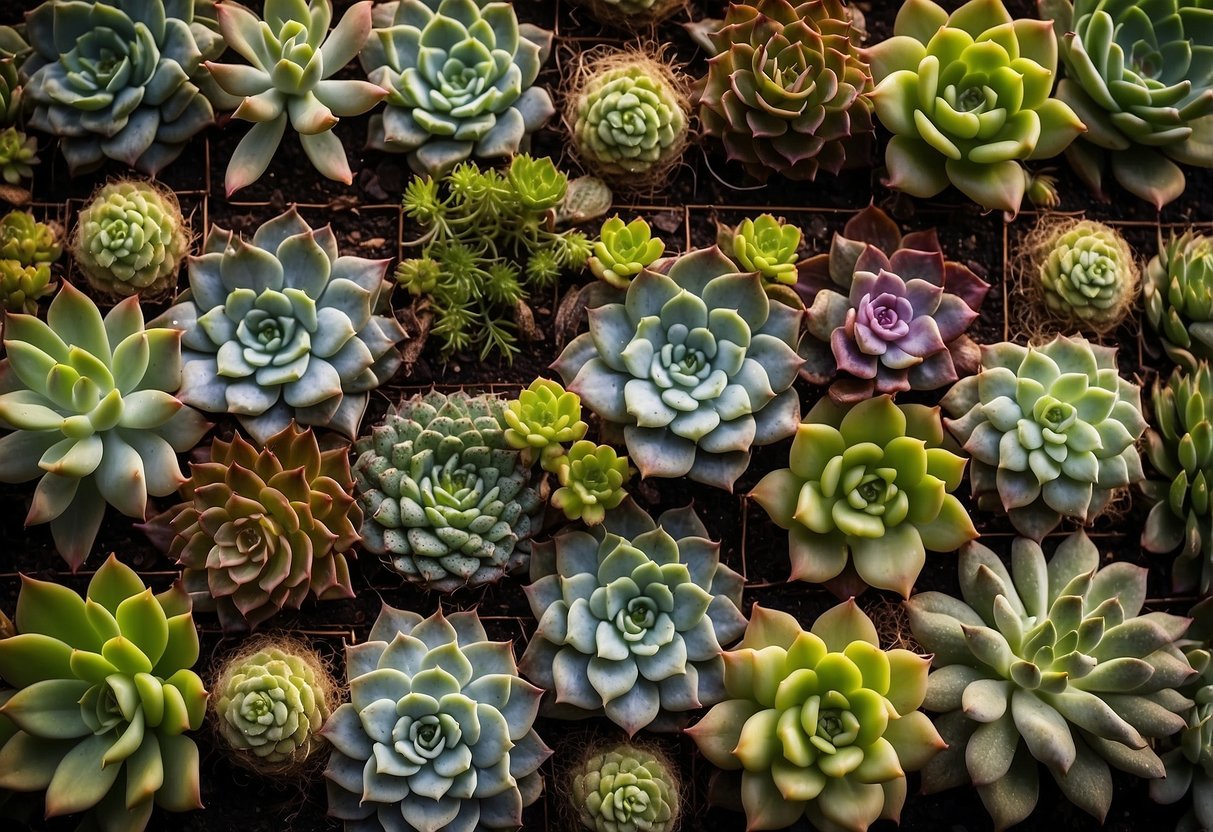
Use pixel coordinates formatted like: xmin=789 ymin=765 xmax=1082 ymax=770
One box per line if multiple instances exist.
xmin=0 ymin=0 xmax=1207 ymax=830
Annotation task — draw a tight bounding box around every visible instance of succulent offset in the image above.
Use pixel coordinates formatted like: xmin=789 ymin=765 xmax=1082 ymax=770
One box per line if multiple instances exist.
xmin=503 ymin=378 xmax=588 ymax=468
xmin=353 ymin=391 xmax=544 ymax=592
xmin=866 ymin=0 xmax=1085 ymax=214
xmin=520 ymin=497 xmax=747 ymax=734
xmin=909 ymin=533 xmax=1195 ymax=828
xmin=551 ymin=440 xmax=631 ymax=525
xmin=155 ymin=208 xmax=406 ymax=443
xmin=1145 ymin=231 xmax=1213 ymax=372
xmin=1044 ymin=0 xmax=1213 ymax=207
xmin=590 ymin=216 xmax=665 ymax=290
xmin=553 ymin=247 xmax=804 ymax=490
xmin=570 ymin=743 xmax=679 ymax=832
xmin=0 ymin=126 xmax=36 ymax=185
xmin=323 ymin=606 xmax=551 ymax=832
xmin=799 ymin=204 xmax=990 ymax=403
xmin=0 ymin=283 xmax=210 ymax=569
xmin=695 ymin=0 xmax=875 ymax=182
xmin=717 ymin=214 xmax=802 ymax=286
xmin=687 ymin=602 xmax=944 ymax=832
xmin=1028 ymin=218 xmax=1137 ymax=332
xmin=0 ymin=556 xmax=207 ymax=831
xmin=360 ymin=0 xmax=556 ymax=176
xmin=752 ymin=395 xmax=975 ymax=598
xmin=0 ymin=209 xmax=60 ymax=314
xmin=207 ymin=0 xmax=387 ymax=192
xmin=21 ymin=0 xmax=222 ymax=174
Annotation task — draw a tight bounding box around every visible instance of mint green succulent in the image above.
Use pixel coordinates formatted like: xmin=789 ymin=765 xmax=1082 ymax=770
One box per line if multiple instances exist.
xmin=0 ymin=262 xmax=55 ymax=314
xmin=718 ymin=214 xmax=803 ymax=286
xmin=0 ymin=127 xmax=36 ymax=185
xmin=0 ymin=210 xmax=60 ymax=266
xmin=590 ymin=216 xmax=665 ymax=290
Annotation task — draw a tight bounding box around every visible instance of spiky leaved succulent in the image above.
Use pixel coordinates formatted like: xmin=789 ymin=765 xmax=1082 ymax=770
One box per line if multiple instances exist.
xmin=0 ymin=283 xmax=210 ymax=569
xmin=694 ymin=0 xmax=875 ymax=182
xmin=155 ymin=208 xmax=405 ymax=443
xmin=687 ymin=602 xmax=944 ymax=832
xmin=1143 ymin=363 xmax=1213 ymax=595
xmin=21 ymin=0 xmax=222 ymax=174
xmin=504 ymin=377 xmax=588 ymax=468
xmin=0 ymin=127 xmax=36 ymax=185
xmin=866 ymin=0 xmax=1085 ymax=214
xmin=143 ymin=423 xmax=360 ymax=631
xmin=0 ymin=262 xmax=55 ymax=313
xmin=570 ymin=743 xmax=680 ymax=832
xmin=0 ymin=556 xmax=207 ymax=831
xmin=943 ymin=335 xmax=1146 ymax=540
xmin=207 ymin=0 xmax=387 ymax=193
xmin=520 ymin=497 xmax=747 ymax=735
xmin=1044 ymin=0 xmax=1213 ymax=207
xmin=1030 ymin=218 xmax=1138 ymax=333
xmin=360 ymin=0 xmax=556 ymax=176
xmin=354 ymin=391 xmax=544 ymax=592
xmin=908 ymin=533 xmax=1195 ymax=828
xmin=73 ymin=179 xmax=189 ymax=298
xmin=0 ymin=210 xmax=60 ymax=266
xmin=323 ymin=606 xmax=551 ymax=832
xmin=1145 ymin=231 xmax=1213 ymax=372
xmin=553 ymin=247 xmax=804 ymax=491
xmin=799 ymin=204 xmax=990 ymax=403
xmin=550 ymin=440 xmax=631 ymax=526
xmin=590 ymin=216 xmax=665 ymax=290
xmin=752 ymin=395 xmax=975 ymax=598
xmin=717 ymin=214 xmax=803 ymax=286
xmin=214 ymin=643 xmax=332 ymax=771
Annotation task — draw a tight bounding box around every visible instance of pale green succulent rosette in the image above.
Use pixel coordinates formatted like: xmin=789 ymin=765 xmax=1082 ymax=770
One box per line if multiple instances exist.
xmin=571 ymin=743 xmax=679 ymax=832
xmin=909 ymin=533 xmax=1196 ymax=828
xmin=323 ymin=607 xmax=551 ymax=832
xmin=1033 ymin=218 xmax=1136 ymax=332
xmin=719 ymin=214 xmax=803 ymax=286
xmin=550 ymin=440 xmax=631 ymax=525
xmin=503 ymin=377 xmax=588 ymax=468
xmin=590 ymin=216 xmax=665 ymax=290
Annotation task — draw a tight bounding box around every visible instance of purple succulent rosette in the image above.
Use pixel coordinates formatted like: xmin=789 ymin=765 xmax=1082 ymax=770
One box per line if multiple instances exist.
xmin=799 ymin=205 xmax=989 ymax=403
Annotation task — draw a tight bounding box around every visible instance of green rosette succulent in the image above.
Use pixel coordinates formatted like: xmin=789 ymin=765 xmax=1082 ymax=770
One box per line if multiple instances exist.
xmin=694 ymin=0 xmax=875 ymax=183
xmin=1143 ymin=363 xmax=1213 ymax=594
xmin=0 ymin=262 xmax=55 ymax=314
xmin=0 ymin=282 xmax=211 ymax=570
xmin=154 ymin=208 xmax=406 ymax=443
xmin=0 ymin=127 xmax=36 ymax=185
xmin=207 ymin=0 xmax=387 ymax=193
xmin=1029 ymin=218 xmax=1138 ymax=333
xmin=1145 ymin=231 xmax=1213 ymax=373
xmin=943 ymin=335 xmax=1147 ymax=540
xmin=520 ymin=497 xmax=748 ymax=735
xmin=0 ymin=210 xmax=60 ymax=266
xmin=718 ymin=214 xmax=802 ymax=286
xmin=866 ymin=0 xmax=1085 ymax=215
xmin=553 ymin=247 xmax=804 ymax=491
xmin=590 ymin=216 xmax=665 ymax=290
xmin=551 ymin=440 xmax=631 ymax=526
xmin=353 ymin=391 xmax=544 ymax=592
xmin=503 ymin=378 xmax=588 ymax=468
xmin=21 ymin=0 xmax=222 ymax=175
xmin=0 ymin=555 xmax=208 ymax=831
xmin=570 ymin=743 xmax=680 ymax=832
xmin=687 ymin=601 xmax=944 ymax=832
xmin=508 ymin=154 xmax=568 ymax=212
xmin=908 ymin=533 xmax=1195 ymax=828
xmin=1043 ymin=0 xmax=1213 ymax=207
xmin=752 ymin=395 xmax=976 ymax=598
xmin=323 ymin=606 xmax=551 ymax=831
xmin=360 ymin=0 xmax=556 ymax=177
xmin=72 ymin=179 xmax=189 ymax=298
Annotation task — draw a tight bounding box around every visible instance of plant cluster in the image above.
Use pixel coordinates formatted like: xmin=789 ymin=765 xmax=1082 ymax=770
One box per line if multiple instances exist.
xmin=0 ymin=209 xmax=59 ymax=313
xmin=0 ymin=38 xmax=35 ymax=187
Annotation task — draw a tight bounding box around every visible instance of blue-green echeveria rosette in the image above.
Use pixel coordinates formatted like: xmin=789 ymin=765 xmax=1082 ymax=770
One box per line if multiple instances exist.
xmin=322 ymin=606 xmax=552 ymax=832
xmin=153 ymin=208 xmax=406 ymax=444
xmin=519 ymin=496 xmax=747 ymax=736
xmin=552 ymin=246 xmax=804 ymax=491
xmin=359 ymin=0 xmax=556 ymax=176
xmin=21 ymin=0 xmax=223 ymax=175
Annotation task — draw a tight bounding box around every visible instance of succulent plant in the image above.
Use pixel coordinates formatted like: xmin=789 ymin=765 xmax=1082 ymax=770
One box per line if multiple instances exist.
xmin=551 ymin=440 xmax=631 ymax=525
xmin=1143 ymin=363 xmax=1213 ymax=595
xmin=569 ymin=53 xmax=689 ymax=183
xmin=694 ymin=0 xmax=875 ymax=182
xmin=553 ymin=247 xmax=804 ymax=490
xmin=1025 ymin=218 xmax=1138 ymax=333
xmin=360 ymin=0 xmax=556 ymax=176
xmin=687 ymin=601 xmax=944 ymax=832
xmin=213 ymin=642 xmax=333 ymax=771
xmin=207 ymin=0 xmax=387 ymax=192
xmin=72 ymin=179 xmax=189 ymax=298
xmin=0 ymin=52 xmax=23 ymax=124
xmin=591 ymin=216 xmax=666 ymax=290
xmin=323 ymin=606 xmax=551 ymax=831
xmin=504 ymin=378 xmax=588 ymax=468
xmin=0 ymin=209 xmax=60 ymax=266
xmin=353 ymin=391 xmax=544 ymax=592
xmin=866 ymin=0 xmax=1085 ymax=214
xmin=0 ymin=555 xmax=207 ymax=831
xmin=570 ymin=0 xmax=684 ymax=24
xmin=943 ymin=335 xmax=1147 ymax=540
xmin=1042 ymin=0 xmax=1213 ymax=207
xmin=0 ymin=261 xmax=54 ymax=314
xmin=0 ymin=127 xmax=36 ymax=185
xmin=799 ymin=204 xmax=990 ymax=403
xmin=508 ymin=153 xmax=568 ymax=212
xmin=908 ymin=533 xmax=1195 ymax=828
xmin=1145 ymin=231 xmax=1213 ymax=373
xmin=520 ymin=497 xmax=747 ymax=735
xmin=154 ymin=208 xmax=405 ymax=443
xmin=752 ymin=394 xmax=975 ymax=598
xmin=717 ymin=214 xmax=803 ymax=286
xmin=0 ymin=283 xmax=210 ymax=569
xmin=21 ymin=0 xmax=222 ymax=175
xmin=570 ymin=743 xmax=680 ymax=832
xmin=142 ymin=423 xmax=360 ymax=631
